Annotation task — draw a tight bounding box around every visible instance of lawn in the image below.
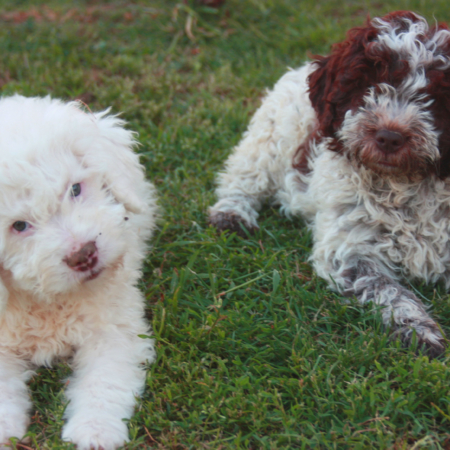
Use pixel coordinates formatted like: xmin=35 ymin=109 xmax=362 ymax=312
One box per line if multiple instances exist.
xmin=2 ymin=0 xmax=450 ymax=449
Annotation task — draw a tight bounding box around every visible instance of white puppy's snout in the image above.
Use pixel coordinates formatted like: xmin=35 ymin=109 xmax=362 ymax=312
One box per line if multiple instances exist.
xmin=64 ymin=241 xmax=98 ymax=272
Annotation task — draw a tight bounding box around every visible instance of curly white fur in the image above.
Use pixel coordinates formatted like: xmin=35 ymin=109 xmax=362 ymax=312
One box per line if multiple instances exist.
xmin=210 ymin=13 xmax=450 ymax=356
xmin=0 ymin=96 xmax=157 ymax=449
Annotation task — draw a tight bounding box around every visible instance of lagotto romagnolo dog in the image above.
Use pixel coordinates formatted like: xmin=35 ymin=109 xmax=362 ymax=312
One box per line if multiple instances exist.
xmin=0 ymin=96 xmax=157 ymax=449
xmin=209 ymin=11 xmax=450 ymax=357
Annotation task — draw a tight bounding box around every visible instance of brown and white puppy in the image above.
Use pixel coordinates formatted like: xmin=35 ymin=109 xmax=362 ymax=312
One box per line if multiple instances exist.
xmin=210 ymin=11 xmax=450 ymax=356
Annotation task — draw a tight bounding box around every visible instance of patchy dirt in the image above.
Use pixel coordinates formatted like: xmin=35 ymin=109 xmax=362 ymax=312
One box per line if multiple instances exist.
xmin=0 ymin=5 xmax=154 ymax=24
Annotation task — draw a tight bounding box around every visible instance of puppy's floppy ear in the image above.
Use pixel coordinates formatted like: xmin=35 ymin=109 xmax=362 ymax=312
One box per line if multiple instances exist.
xmin=308 ymin=17 xmax=379 ymax=140
xmin=84 ymin=110 xmax=147 ymax=214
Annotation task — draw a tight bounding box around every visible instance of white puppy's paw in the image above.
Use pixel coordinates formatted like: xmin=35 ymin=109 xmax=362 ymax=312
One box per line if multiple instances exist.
xmin=0 ymin=411 xmax=28 ymax=449
xmin=62 ymin=416 xmax=129 ymax=450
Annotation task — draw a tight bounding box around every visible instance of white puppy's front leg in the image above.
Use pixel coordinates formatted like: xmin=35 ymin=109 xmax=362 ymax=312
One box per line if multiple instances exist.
xmin=0 ymin=353 xmax=32 ymax=449
xmin=62 ymin=330 xmax=153 ymax=450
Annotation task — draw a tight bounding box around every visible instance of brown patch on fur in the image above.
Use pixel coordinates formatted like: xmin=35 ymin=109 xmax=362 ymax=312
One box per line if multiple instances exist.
xmin=307 ymin=12 xmax=419 ymax=140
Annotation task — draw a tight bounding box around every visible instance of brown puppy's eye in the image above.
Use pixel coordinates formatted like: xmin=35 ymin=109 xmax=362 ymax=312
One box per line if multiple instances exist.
xmin=71 ymin=183 xmax=81 ymax=197
xmin=13 ymin=221 xmax=30 ymax=232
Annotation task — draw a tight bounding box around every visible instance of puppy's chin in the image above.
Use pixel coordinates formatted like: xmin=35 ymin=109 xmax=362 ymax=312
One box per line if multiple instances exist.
xmin=70 ymin=266 xmax=105 ymax=286
xmin=84 ymin=268 xmax=104 ymax=282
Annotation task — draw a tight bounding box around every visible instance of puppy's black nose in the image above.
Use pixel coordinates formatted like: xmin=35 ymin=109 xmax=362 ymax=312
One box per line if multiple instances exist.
xmin=64 ymin=241 xmax=98 ymax=272
xmin=375 ymin=129 xmax=405 ymax=154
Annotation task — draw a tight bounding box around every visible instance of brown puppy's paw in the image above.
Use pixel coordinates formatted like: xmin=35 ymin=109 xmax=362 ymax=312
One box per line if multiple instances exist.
xmin=209 ymin=211 xmax=258 ymax=237
xmin=392 ymin=321 xmax=446 ymax=358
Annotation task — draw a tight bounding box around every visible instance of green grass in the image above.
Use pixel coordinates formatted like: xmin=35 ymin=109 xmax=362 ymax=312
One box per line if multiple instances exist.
xmin=2 ymin=0 xmax=450 ymax=448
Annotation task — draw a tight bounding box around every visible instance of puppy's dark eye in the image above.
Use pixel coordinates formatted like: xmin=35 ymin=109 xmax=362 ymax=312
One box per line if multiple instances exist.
xmin=71 ymin=183 xmax=81 ymax=197
xmin=13 ymin=221 xmax=30 ymax=232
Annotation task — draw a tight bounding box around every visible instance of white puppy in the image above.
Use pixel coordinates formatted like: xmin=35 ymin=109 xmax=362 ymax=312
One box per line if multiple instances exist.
xmin=0 ymin=96 xmax=157 ymax=449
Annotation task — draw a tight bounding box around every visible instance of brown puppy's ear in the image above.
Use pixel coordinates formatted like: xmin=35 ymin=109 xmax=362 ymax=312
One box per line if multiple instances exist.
xmin=307 ymin=55 xmax=336 ymax=138
xmin=308 ymin=21 xmax=379 ymax=140
xmin=84 ymin=111 xmax=147 ymax=214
